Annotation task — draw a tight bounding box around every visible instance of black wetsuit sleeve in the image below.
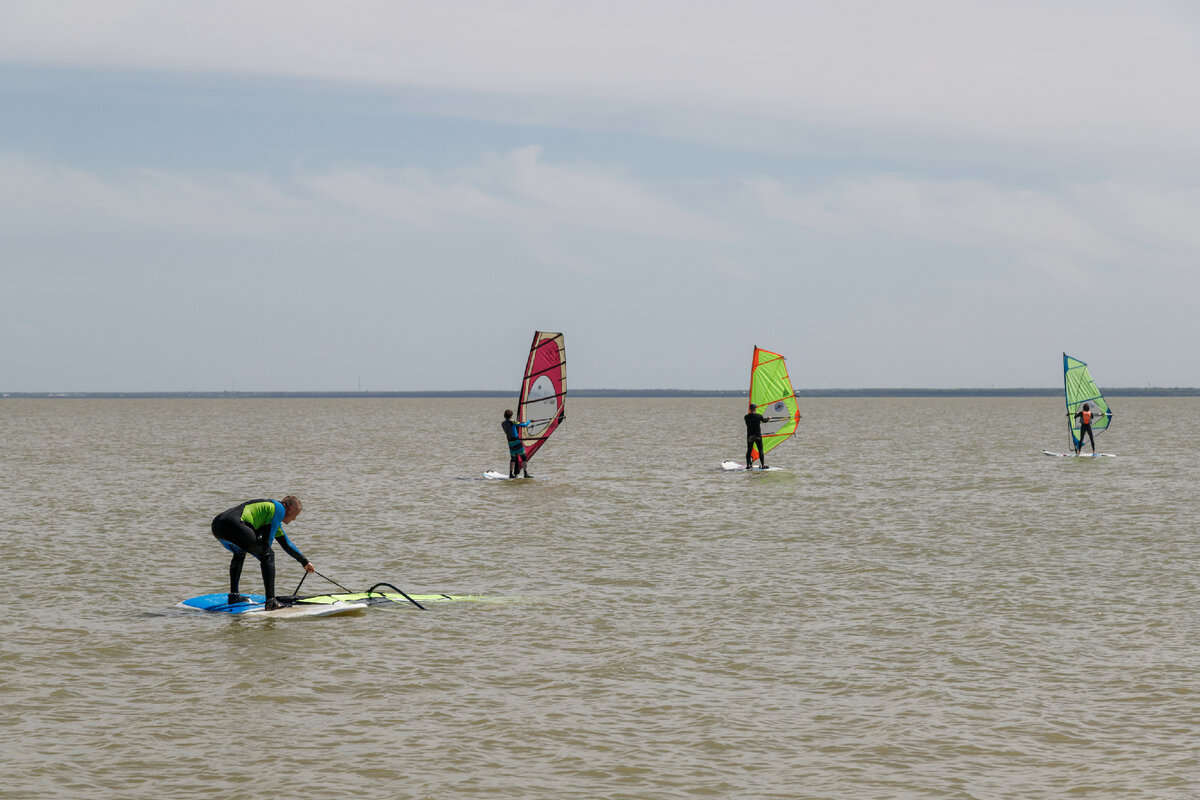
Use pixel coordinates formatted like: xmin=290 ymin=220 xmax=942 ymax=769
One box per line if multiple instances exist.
xmin=276 ymin=534 xmax=308 ymax=565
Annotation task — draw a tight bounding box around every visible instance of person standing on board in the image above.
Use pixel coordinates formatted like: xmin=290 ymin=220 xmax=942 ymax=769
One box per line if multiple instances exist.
xmin=211 ymin=495 xmax=315 ymax=609
xmin=502 ymin=409 xmax=533 ymax=478
xmin=1073 ymin=402 xmax=1106 ymax=455
xmin=744 ymin=403 xmax=775 ymax=470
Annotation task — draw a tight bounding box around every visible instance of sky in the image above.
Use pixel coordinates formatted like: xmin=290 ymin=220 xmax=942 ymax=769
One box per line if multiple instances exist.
xmin=2 ymin=0 xmax=1199 ymax=391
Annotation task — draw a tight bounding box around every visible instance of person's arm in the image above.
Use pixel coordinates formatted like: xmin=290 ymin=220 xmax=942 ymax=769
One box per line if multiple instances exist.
xmin=275 ymin=530 xmax=313 ymax=570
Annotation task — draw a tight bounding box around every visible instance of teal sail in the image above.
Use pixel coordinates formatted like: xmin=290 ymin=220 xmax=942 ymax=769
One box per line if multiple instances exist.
xmin=1063 ymin=353 xmax=1112 ymax=451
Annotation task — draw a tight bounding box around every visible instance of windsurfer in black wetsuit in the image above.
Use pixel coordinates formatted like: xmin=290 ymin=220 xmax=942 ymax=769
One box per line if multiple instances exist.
xmin=1073 ymin=402 xmax=1107 ymax=454
xmin=210 ymin=495 xmax=315 ymax=609
xmin=502 ymin=409 xmax=533 ymax=478
xmin=744 ymin=403 xmax=776 ymax=470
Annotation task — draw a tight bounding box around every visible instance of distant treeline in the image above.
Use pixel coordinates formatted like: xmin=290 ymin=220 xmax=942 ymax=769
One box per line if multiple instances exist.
xmin=4 ymin=388 xmax=1199 ymax=399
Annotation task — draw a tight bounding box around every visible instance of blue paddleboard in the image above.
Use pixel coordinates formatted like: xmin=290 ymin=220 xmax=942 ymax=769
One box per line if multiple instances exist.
xmin=178 ymin=593 xmax=368 ymax=618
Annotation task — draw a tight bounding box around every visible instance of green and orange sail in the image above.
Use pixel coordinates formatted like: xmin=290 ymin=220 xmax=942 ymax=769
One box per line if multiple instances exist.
xmin=748 ymin=346 xmax=802 ymax=459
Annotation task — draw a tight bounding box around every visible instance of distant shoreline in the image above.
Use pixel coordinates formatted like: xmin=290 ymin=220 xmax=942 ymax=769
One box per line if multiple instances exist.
xmin=3 ymin=388 xmax=1199 ymax=399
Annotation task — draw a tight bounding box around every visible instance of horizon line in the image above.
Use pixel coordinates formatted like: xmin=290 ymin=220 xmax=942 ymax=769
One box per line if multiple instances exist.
xmin=4 ymin=387 xmax=1199 ymax=399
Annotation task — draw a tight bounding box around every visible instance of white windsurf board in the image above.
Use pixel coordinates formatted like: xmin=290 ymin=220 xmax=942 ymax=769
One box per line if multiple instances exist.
xmin=484 ymin=470 xmax=532 ymax=480
xmin=721 ymin=460 xmax=782 ymax=472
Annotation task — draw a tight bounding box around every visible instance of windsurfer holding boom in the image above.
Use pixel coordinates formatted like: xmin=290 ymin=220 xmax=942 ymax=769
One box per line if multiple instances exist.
xmin=1073 ymin=402 xmax=1109 ymax=455
xmin=744 ymin=403 xmax=778 ymax=470
xmin=210 ymin=496 xmax=315 ymax=610
xmin=502 ymin=409 xmax=533 ymax=478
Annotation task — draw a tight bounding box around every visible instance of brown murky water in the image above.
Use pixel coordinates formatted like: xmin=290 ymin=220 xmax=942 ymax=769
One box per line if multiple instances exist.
xmin=1 ymin=397 xmax=1197 ymax=799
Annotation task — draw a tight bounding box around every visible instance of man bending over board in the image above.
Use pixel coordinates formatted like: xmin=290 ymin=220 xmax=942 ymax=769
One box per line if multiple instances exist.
xmin=211 ymin=496 xmax=315 ymax=610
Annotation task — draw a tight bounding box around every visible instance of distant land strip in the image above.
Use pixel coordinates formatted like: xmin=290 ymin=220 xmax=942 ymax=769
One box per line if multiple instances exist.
xmin=4 ymin=388 xmax=1199 ymax=399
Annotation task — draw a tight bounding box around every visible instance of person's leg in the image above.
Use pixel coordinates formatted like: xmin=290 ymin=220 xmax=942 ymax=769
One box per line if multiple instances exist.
xmin=212 ymin=513 xmax=256 ymax=603
xmin=257 ymin=549 xmax=278 ymax=607
xmin=757 ymin=437 xmax=767 ymax=468
xmin=228 ymin=551 xmax=246 ymax=598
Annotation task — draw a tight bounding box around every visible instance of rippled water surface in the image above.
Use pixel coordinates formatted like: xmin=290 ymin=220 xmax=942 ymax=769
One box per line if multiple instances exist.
xmin=2 ymin=397 xmax=1198 ymax=799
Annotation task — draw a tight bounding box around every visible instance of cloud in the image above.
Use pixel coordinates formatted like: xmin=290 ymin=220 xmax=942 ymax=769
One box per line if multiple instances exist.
xmin=0 ymin=152 xmax=315 ymax=235
xmin=1079 ymin=180 xmax=1200 ymax=263
xmin=0 ymin=147 xmax=729 ymax=244
xmin=305 ymin=146 xmax=737 ymax=248
xmin=4 ymin=1 xmax=1200 ymax=155
xmin=743 ymin=174 xmax=1196 ymax=287
xmin=303 ymin=146 xmax=726 ymax=240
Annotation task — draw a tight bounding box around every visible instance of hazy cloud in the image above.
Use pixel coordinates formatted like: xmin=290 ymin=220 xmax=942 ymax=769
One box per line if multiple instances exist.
xmin=0 ymin=152 xmax=315 ymax=235
xmin=744 ymin=174 xmax=1195 ymax=287
xmin=0 ymin=147 xmax=728 ymax=243
xmin=304 ymin=147 xmax=729 ymax=241
xmin=4 ymin=1 xmax=1200 ymax=154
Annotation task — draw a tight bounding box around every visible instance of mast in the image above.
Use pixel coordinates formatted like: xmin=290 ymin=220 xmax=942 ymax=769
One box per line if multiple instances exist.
xmin=1062 ymin=352 xmax=1075 ymax=452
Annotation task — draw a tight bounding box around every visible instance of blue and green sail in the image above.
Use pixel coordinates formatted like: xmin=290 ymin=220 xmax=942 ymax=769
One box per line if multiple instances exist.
xmin=1063 ymin=352 xmax=1112 ymax=451
xmin=749 ymin=346 xmax=803 ymax=458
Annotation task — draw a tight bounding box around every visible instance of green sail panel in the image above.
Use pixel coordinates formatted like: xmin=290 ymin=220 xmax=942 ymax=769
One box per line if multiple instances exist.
xmin=1063 ymin=352 xmax=1112 ymax=450
xmin=749 ymin=346 xmax=802 ymax=457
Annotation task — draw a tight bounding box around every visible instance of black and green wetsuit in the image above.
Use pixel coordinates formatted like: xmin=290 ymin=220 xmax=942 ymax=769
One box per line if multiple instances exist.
xmin=211 ymin=500 xmax=308 ymax=601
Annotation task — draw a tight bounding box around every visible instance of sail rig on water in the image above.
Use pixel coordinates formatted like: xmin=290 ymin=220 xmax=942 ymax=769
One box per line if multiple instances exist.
xmin=749 ymin=346 xmax=803 ymax=459
xmin=723 ymin=346 xmax=802 ymax=469
xmin=1058 ymin=352 xmax=1113 ymax=455
xmin=518 ymin=331 xmax=567 ymax=461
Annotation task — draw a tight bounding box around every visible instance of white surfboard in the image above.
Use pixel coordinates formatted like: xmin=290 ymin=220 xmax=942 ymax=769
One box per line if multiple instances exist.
xmin=484 ymin=470 xmax=532 ymax=480
xmin=721 ymin=460 xmax=782 ymax=472
xmin=1041 ymin=450 xmax=1116 ymax=458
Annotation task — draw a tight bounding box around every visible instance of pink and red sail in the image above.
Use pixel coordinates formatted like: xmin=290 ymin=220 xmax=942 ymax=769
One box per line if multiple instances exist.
xmin=517 ymin=331 xmax=567 ymax=460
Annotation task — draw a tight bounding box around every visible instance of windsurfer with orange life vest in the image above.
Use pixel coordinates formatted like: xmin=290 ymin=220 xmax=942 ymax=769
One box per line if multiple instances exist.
xmin=1073 ymin=402 xmax=1107 ymax=454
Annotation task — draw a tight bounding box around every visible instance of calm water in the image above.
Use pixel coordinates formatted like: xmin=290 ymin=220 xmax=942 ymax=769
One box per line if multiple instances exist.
xmin=1 ymin=397 xmax=1198 ymax=799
